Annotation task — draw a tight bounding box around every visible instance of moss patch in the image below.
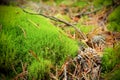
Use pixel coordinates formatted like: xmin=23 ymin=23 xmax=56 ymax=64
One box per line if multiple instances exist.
xmin=0 ymin=5 xmax=78 ymax=79
xmin=107 ymin=6 xmax=120 ymax=31
xmin=102 ymin=44 xmax=120 ymax=80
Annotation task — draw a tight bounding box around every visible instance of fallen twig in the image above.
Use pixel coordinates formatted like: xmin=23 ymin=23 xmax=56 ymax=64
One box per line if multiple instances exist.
xmin=14 ymin=71 xmax=28 ymax=80
xmin=64 ymin=64 xmax=67 ymax=80
xmin=12 ymin=64 xmax=18 ymax=75
xmin=29 ymin=50 xmax=40 ymax=62
xmin=21 ymin=8 xmax=87 ymax=40
xmin=18 ymin=25 xmax=27 ymax=38
xmin=27 ymin=19 xmax=40 ymax=29
xmin=75 ymin=7 xmax=102 ymax=18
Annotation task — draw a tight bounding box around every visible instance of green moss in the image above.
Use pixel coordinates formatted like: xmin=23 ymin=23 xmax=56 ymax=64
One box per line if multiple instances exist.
xmin=102 ymin=65 xmax=120 ymax=80
xmin=0 ymin=32 xmax=17 ymax=71
xmin=107 ymin=6 xmax=120 ymax=31
xmin=72 ymin=1 xmax=87 ymax=7
xmin=102 ymin=48 xmax=117 ymax=72
xmin=76 ymin=16 xmax=95 ymax=34
xmin=28 ymin=59 xmax=52 ymax=79
xmin=109 ymin=69 xmax=120 ymax=80
xmin=77 ymin=25 xmax=95 ymax=34
xmin=93 ymin=0 xmax=112 ymax=7
xmin=102 ymin=44 xmax=120 ymax=80
xmin=0 ymin=6 xmax=78 ymax=79
xmin=55 ymin=13 xmax=71 ymax=22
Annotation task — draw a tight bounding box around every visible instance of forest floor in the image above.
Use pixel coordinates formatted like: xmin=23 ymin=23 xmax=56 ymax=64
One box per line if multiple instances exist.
xmin=1 ymin=0 xmax=120 ymax=80
xmin=19 ymin=1 xmax=120 ymax=80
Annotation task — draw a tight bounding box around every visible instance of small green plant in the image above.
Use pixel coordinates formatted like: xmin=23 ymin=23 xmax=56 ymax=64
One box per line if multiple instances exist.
xmin=0 ymin=6 xmax=78 ymax=79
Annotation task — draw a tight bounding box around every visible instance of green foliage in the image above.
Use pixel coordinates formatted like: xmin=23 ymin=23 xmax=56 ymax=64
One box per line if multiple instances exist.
xmin=102 ymin=64 xmax=120 ymax=80
xmin=102 ymin=44 xmax=120 ymax=79
xmin=0 ymin=32 xmax=16 ymax=71
xmin=53 ymin=0 xmax=73 ymax=5
xmin=0 ymin=6 xmax=78 ymax=79
xmin=28 ymin=0 xmax=41 ymax=2
xmin=72 ymin=0 xmax=87 ymax=7
xmin=28 ymin=59 xmax=51 ymax=79
xmin=77 ymin=24 xmax=95 ymax=34
xmin=102 ymin=48 xmax=117 ymax=72
xmin=54 ymin=0 xmax=63 ymax=5
xmin=106 ymin=69 xmax=120 ymax=80
xmin=93 ymin=0 xmax=113 ymax=7
xmin=101 ymin=68 xmax=120 ymax=80
xmin=76 ymin=16 xmax=95 ymax=34
xmin=107 ymin=6 xmax=120 ymax=31
xmin=50 ymin=0 xmax=87 ymax=7
xmin=109 ymin=69 xmax=120 ymax=80
xmin=55 ymin=13 xmax=71 ymax=22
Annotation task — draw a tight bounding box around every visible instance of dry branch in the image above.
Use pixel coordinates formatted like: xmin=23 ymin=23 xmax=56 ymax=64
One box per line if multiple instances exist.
xmin=75 ymin=7 xmax=102 ymax=18
xmin=21 ymin=8 xmax=87 ymax=40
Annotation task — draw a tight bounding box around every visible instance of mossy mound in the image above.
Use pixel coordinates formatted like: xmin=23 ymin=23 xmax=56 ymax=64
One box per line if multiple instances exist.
xmin=0 ymin=6 xmax=78 ymax=79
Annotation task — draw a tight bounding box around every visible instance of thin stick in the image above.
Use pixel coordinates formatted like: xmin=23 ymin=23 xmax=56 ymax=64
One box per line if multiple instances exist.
xmin=18 ymin=25 xmax=26 ymax=38
xmin=12 ymin=64 xmax=18 ymax=75
xmin=56 ymin=65 xmax=58 ymax=79
xmin=75 ymin=7 xmax=102 ymax=17
xmin=64 ymin=64 xmax=67 ymax=80
xmin=28 ymin=19 xmax=40 ymax=29
xmin=21 ymin=8 xmax=87 ymax=40
xmin=29 ymin=50 xmax=40 ymax=62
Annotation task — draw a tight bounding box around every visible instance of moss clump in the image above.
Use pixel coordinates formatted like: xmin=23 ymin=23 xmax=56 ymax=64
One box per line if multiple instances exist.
xmin=104 ymin=69 xmax=120 ymax=80
xmin=72 ymin=1 xmax=87 ymax=7
xmin=107 ymin=6 xmax=120 ymax=31
xmin=102 ymin=48 xmax=117 ymax=72
xmin=0 ymin=6 xmax=78 ymax=79
xmin=76 ymin=16 xmax=95 ymax=34
xmin=102 ymin=44 xmax=120 ymax=80
xmin=77 ymin=24 xmax=95 ymax=34
xmin=28 ymin=59 xmax=52 ymax=80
